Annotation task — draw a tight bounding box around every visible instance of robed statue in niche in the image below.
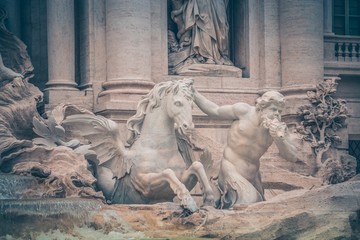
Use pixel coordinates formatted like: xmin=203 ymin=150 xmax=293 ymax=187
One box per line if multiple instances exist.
xmin=168 ymin=0 xmax=241 ymax=77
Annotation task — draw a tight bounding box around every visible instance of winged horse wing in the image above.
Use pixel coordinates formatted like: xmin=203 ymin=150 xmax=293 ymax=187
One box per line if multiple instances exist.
xmin=62 ymin=114 xmax=131 ymax=179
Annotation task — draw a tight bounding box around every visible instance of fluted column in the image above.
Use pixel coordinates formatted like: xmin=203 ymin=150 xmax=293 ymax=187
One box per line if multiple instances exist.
xmin=46 ymin=0 xmax=77 ymax=90
xmin=279 ymin=0 xmax=324 ymax=122
xmin=280 ymin=0 xmax=324 ymax=89
xmin=96 ymin=0 xmax=154 ymax=122
xmin=99 ymin=0 xmax=153 ymax=99
xmin=262 ymin=0 xmax=281 ymax=90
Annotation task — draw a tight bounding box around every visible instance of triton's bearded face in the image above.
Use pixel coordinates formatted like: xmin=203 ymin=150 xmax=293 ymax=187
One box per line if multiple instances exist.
xmin=260 ymin=103 xmax=283 ymax=122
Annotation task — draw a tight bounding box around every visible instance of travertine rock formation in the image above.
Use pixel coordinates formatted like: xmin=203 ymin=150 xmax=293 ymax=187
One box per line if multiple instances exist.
xmin=1 ymin=179 xmax=359 ymax=239
xmin=0 ymin=25 xmax=101 ymax=200
xmin=0 ymin=79 xmax=103 ymax=199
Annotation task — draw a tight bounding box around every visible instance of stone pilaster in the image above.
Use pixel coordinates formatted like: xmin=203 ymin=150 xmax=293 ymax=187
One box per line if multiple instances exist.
xmin=262 ymin=0 xmax=281 ymax=90
xmin=78 ymin=0 xmax=93 ymax=91
xmin=279 ymin=0 xmax=324 ymax=122
xmin=45 ymin=0 xmax=93 ymax=111
xmin=96 ymin=0 xmax=154 ymax=122
xmin=324 ymin=0 xmax=334 ymax=35
xmin=78 ymin=0 xmax=106 ymax=104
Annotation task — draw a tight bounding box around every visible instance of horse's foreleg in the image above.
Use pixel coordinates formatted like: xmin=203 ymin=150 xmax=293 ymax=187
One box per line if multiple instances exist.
xmin=95 ymin=165 xmax=116 ymax=200
xmin=181 ymin=161 xmax=215 ymax=206
xmin=136 ymin=169 xmax=198 ymax=212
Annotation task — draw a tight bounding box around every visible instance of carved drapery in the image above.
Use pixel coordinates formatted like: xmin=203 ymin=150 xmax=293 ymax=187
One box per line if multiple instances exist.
xmin=168 ymin=0 xmax=242 ymax=77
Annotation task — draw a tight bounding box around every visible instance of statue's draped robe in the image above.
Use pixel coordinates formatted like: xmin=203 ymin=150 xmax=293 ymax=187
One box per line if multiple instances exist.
xmin=182 ymin=0 xmax=230 ymax=64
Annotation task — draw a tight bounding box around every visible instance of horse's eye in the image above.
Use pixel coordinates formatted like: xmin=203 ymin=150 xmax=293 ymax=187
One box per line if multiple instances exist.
xmin=174 ymin=101 xmax=183 ymax=107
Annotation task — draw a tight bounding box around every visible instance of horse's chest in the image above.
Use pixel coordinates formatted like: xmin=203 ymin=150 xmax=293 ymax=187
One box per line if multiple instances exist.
xmin=133 ymin=149 xmax=186 ymax=173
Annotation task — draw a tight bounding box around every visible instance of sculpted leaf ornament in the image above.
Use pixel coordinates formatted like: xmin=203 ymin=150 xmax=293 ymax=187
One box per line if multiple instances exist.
xmin=297 ymin=78 xmax=350 ymax=177
xmin=32 ymin=116 xmax=80 ymax=148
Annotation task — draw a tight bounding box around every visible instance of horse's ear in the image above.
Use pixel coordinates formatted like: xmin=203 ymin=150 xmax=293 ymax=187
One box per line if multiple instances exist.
xmin=184 ymin=78 xmax=194 ymax=86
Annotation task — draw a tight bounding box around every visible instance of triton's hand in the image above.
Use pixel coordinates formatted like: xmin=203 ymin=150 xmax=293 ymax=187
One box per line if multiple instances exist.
xmin=263 ymin=118 xmax=287 ymax=139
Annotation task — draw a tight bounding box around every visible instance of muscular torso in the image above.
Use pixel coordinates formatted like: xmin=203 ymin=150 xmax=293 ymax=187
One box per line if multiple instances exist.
xmin=223 ymin=109 xmax=273 ymax=182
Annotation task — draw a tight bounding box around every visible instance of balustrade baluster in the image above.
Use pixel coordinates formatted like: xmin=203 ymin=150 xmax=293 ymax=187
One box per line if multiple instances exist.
xmin=335 ymin=43 xmax=340 ymax=61
xmin=349 ymin=43 xmax=355 ymax=61
xmin=339 ymin=42 xmax=346 ymax=61
xmin=344 ymin=43 xmax=350 ymax=61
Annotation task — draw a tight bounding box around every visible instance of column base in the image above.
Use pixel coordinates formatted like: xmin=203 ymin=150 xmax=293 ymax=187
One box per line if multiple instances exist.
xmin=44 ymin=88 xmax=94 ymax=112
xmin=95 ymin=79 xmax=155 ymax=122
xmin=78 ymin=82 xmax=93 ymax=91
xmin=99 ymin=79 xmax=155 ymax=96
xmin=45 ymin=80 xmax=78 ymax=90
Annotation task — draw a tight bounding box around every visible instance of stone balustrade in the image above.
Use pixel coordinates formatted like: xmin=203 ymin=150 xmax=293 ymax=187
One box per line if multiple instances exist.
xmin=324 ymin=35 xmax=360 ymax=75
xmin=325 ymin=35 xmax=360 ymax=62
xmin=335 ymin=42 xmax=360 ymax=62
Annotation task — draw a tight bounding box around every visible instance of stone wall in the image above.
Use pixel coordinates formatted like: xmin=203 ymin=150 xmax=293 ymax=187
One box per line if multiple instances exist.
xmin=0 ymin=0 xmax=358 ymax=149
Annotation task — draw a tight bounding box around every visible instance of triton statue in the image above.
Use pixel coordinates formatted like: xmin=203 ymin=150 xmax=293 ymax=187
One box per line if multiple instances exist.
xmin=193 ymin=88 xmax=299 ymax=208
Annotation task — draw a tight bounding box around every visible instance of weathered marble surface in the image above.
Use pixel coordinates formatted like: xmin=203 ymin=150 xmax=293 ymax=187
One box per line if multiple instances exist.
xmin=297 ymin=78 xmax=355 ymax=182
xmin=0 ymin=76 xmax=102 ymax=200
xmin=193 ymin=89 xmax=301 ymax=208
xmin=62 ymin=79 xmax=214 ymax=213
xmin=1 ymin=179 xmax=359 ymax=239
xmin=189 ymin=128 xmax=323 ymax=202
xmin=0 ymin=77 xmax=41 ymax=166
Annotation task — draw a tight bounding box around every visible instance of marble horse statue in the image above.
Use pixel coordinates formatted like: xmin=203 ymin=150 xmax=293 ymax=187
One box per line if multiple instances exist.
xmin=62 ymin=79 xmax=214 ymax=212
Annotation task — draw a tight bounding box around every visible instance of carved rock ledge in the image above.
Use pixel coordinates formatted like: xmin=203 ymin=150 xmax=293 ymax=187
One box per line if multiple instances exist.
xmin=1 ymin=179 xmax=359 ymax=239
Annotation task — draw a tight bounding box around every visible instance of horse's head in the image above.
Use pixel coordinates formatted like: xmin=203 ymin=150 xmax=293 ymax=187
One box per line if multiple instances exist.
xmin=127 ymin=78 xmax=195 ymax=145
xmin=165 ymin=78 xmax=195 ymax=134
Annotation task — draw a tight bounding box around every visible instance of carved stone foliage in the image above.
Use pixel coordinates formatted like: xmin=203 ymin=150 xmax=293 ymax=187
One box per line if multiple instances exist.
xmin=320 ymin=153 xmax=357 ymax=185
xmin=296 ymin=78 xmax=355 ymax=182
xmin=32 ymin=115 xmax=80 ymax=148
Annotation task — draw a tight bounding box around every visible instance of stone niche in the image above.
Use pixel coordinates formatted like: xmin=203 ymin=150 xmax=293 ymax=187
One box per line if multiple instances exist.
xmin=167 ymin=0 xmax=249 ymax=78
xmin=166 ymin=0 xmax=258 ymax=145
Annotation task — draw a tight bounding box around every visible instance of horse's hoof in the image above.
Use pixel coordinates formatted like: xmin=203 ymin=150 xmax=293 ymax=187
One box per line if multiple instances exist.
xmin=203 ymin=198 xmax=215 ymax=207
xmin=203 ymin=194 xmax=215 ymax=206
xmin=181 ymin=195 xmax=198 ymax=213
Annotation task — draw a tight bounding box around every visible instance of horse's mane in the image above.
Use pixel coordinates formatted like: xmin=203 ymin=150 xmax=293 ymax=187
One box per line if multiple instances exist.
xmin=126 ymin=78 xmax=194 ymax=146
